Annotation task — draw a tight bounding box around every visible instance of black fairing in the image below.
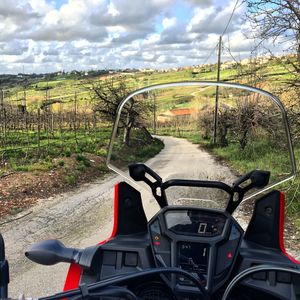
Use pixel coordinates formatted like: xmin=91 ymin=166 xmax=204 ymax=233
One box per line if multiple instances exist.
xmin=244 ymin=190 xmax=281 ymax=249
xmin=45 ymin=182 xmax=297 ymax=300
xmin=0 ymin=234 xmax=9 ymax=299
xmin=79 ymin=181 xmax=155 ymax=285
xmin=115 ymin=181 xmax=148 ymax=235
xmin=236 ymin=190 xmax=300 ymax=300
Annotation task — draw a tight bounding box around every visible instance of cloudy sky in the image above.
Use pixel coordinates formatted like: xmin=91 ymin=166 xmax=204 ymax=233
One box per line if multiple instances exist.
xmin=0 ymin=0 xmax=265 ymax=74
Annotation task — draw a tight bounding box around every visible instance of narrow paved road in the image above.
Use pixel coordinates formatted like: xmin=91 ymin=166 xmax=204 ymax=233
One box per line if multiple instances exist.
xmin=0 ymin=136 xmax=237 ymax=298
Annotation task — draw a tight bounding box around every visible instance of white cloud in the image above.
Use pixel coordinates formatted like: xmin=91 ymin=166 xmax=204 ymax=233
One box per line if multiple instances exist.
xmin=121 ymin=50 xmax=138 ymax=57
xmin=162 ymin=17 xmax=176 ymax=29
xmin=28 ymin=0 xmax=53 ymax=14
xmin=0 ymin=0 xmax=274 ymax=73
xmin=142 ymin=52 xmax=156 ymax=61
xmin=107 ymin=2 xmax=120 ymax=17
xmin=157 ymin=55 xmax=166 ymax=63
xmin=225 ymin=31 xmax=255 ymax=52
xmin=187 ymin=0 xmax=244 ymax=35
xmin=143 ymin=33 xmax=160 ymax=45
xmin=73 ymin=39 xmax=91 ymax=49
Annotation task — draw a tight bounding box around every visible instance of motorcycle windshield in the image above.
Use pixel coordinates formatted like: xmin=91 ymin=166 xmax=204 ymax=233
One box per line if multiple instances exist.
xmin=107 ymin=82 xmax=296 ymax=209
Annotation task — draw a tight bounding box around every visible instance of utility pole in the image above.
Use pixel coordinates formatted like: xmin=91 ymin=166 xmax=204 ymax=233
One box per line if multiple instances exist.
xmin=148 ymin=76 xmax=157 ymax=135
xmin=0 ymin=86 xmax=3 ymax=146
xmin=213 ymin=35 xmax=222 ymax=144
xmin=153 ymin=94 xmax=156 ymax=135
xmin=74 ymin=75 xmax=78 ymax=146
xmin=0 ymin=88 xmax=3 ymax=108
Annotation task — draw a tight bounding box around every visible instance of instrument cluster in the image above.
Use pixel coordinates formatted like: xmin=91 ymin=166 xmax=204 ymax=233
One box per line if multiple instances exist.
xmin=148 ymin=206 xmax=243 ymax=294
xmin=165 ymin=210 xmax=227 ymax=237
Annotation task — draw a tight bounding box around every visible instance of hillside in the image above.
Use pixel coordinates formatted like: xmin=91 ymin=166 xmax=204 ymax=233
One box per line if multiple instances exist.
xmin=0 ymin=55 xmax=299 ymax=224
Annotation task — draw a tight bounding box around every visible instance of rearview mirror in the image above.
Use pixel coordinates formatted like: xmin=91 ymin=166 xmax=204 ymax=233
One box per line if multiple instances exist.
xmin=25 ymin=239 xmax=79 ymax=266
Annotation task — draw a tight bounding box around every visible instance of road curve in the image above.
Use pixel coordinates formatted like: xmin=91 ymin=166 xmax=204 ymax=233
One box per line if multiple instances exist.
xmin=1 ymin=136 xmax=236 ymax=298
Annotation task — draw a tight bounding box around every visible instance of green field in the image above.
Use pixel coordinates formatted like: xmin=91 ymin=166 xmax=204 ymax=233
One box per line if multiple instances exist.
xmin=5 ymin=56 xmax=296 ymax=111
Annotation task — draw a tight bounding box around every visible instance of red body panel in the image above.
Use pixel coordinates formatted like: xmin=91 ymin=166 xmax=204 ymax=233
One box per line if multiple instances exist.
xmin=279 ymin=191 xmax=300 ymax=264
xmin=63 ymin=183 xmax=119 ymax=291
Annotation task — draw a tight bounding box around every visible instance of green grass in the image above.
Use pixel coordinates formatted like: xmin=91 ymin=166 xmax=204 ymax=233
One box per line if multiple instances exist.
xmin=211 ymin=141 xmax=291 ymax=177
xmin=0 ymin=126 xmax=112 ymax=172
xmin=9 ymin=206 xmax=23 ymax=215
xmin=64 ymin=173 xmax=77 ymax=185
xmin=210 ymin=142 xmax=300 ymax=220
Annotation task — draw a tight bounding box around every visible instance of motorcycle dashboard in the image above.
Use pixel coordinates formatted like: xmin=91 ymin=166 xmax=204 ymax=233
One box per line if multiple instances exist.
xmin=148 ymin=206 xmax=243 ymax=294
xmin=165 ymin=210 xmax=227 ymax=237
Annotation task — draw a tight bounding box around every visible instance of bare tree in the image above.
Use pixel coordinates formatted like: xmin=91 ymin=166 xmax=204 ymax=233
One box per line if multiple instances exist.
xmin=90 ymin=77 xmax=152 ymax=146
xmin=245 ymin=0 xmax=300 ymax=66
xmin=199 ymin=105 xmax=235 ymax=146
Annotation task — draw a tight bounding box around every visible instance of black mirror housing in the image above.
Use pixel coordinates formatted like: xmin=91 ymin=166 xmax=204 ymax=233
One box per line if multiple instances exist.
xmin=250 ymin=170 xmax=270 ymax=189
xmin=25 ymin=239 xmax=79 ymax=266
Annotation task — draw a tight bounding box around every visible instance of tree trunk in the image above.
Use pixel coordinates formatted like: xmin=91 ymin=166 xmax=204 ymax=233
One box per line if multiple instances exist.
xmin=141 ymin=126 xmax=153 ymax=142
xmin=124 ymin=126 xmax=131 ymax=146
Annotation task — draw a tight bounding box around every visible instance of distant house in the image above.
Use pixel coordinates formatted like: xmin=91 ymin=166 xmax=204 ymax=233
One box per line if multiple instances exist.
xmin=158 ymin=108 xmax=198 ymax=123
xmin=221 ymin=61 xmax=236 ymax=70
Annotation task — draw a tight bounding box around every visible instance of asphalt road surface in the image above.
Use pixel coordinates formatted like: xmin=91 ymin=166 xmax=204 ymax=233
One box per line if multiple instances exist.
xmin=0 ymin=136 xmax=278 ymax=297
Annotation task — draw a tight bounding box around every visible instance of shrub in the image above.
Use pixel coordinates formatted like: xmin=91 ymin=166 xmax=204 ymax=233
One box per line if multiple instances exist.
xmin=10 ymin=206 xmax=23 ymax=215
xmin=64 ymin=149 xmax=71 ymax=157
xmin=76 ymin=154 xmax=85 ymax=162
xmin=83 ymin=159 xmax=91 ymax=167
xmin=64 ymin=174 xmax=77 ymax=185
xmin=76 ymin=163 xmax=86 ymax=172
xmin=58 ymin=160 xmax=65 ymax=167
xmin=96 ymin=148 xmax=107 ymax=156
xmin=97 ymin=164 xmax=108 ymax=172
xmin=76 ymin=154 xmax=91 ymax=167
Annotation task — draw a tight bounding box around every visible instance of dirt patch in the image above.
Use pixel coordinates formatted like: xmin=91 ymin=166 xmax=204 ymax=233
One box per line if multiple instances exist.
xmin=0 ymin=154 xmax=108 ymax=218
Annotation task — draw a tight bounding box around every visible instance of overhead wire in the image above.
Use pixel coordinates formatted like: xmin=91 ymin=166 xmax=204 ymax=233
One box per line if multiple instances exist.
xmin=201 ymin=0 xmax=241 ymax=66
xmin=223 ymin=35 xmax=265 ymax=85
xmin=221 ymin=0 xmax=241 ymax=38
xmin=202 ymin=44 xmax=218 ymax=65
xmin=223 ymin=36 xmax=240 ymax=65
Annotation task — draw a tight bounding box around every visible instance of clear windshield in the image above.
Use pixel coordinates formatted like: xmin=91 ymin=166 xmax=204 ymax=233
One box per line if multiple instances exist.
xmin=107 ymin=82 xmax=296 ymax=209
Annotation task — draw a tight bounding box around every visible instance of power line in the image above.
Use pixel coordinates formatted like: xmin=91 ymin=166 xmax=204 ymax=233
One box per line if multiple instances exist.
xmin=201 ymin=0 xmax=240 ymax=65
xmin=223 ymin=43 xmax=240 ymax=65
xmin=221 ymin=0 xmax=241 ymax=37
xmin=223 ymin=38 xmax=265 ymax=85
xmin=202 ymin=43 xmax=218 ymax=65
